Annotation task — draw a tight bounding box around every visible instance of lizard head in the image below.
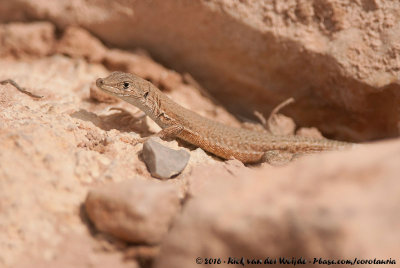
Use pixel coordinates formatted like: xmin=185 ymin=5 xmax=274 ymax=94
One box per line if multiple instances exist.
xmin=96 ymin=72 xmax=151 ymax=103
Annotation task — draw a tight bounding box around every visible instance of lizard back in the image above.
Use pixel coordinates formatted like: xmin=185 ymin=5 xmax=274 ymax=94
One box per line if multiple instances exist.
xmin=153 ymin=87 xmax=351 ymax=163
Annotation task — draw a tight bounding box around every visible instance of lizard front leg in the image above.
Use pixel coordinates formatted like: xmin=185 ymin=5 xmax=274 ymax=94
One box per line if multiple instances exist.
xmin=137 ymin=124 xmax=184 ymax=143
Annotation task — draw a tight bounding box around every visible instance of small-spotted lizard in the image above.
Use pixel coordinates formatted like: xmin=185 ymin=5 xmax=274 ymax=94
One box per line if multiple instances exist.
xmin=96 ymin=72 xmax=352 ymax=164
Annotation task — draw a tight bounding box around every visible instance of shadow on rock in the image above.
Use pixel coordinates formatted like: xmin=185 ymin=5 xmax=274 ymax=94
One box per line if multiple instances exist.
xmin=70 ymin=108 xmax=152 ymax=135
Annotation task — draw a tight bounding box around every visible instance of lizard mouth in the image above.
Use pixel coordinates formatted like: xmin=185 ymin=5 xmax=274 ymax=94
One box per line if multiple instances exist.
xmin=96 ymin=78 xmax=113 ymax=92
xmin=96 ymin=78 xmax=125 ymax=96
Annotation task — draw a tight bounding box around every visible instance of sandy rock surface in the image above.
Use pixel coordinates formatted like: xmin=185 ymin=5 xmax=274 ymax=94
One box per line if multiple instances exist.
xmin=0 ymin=2 xmax=399 ymax=268
xmin=156 ymin=141 xmax=400 ymax=267
xmin=0 ymin=22 xmax=221 ymax=268
xmin=85 ymin=179 xmax=182 ymax=244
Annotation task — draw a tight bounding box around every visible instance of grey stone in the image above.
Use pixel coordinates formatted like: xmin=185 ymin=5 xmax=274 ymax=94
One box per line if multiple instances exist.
xmin=142 ymin=138 xmax=190 ymax=179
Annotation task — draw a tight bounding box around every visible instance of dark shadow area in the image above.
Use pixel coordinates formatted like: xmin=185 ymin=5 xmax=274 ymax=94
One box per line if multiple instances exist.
xmin=70 ymin=108 xmax=153 ymax=136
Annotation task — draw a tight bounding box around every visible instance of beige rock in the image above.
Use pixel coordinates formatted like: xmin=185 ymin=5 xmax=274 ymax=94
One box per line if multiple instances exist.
xmin=0 ymin=6 xmax=399 ymax=267
xmin=85 ymin=179 xmax=181 ymax=244
xmin=0 ymin=58 xmax=142 ymax=268
xmin=124 ymin=245 xmax=160 ymax=268
xmin=13 ymin=233 xmax=139 ymax=268
xmin=0 ymin=55 xmax=192 ymax=267
xmin=0 ymin=22 xmax=55 ymax=59
xmin=155 ymin=140 xmax=400 ymax=268
xmin=56 ymin=26 xmax=107 ymax=63
xmin=186 ymin=160 xmax=244 ymax=198
xmin=297 ymin=127 xmax=324 ymax=139
xmin=266 ymin=113 xmax=296 ymax=136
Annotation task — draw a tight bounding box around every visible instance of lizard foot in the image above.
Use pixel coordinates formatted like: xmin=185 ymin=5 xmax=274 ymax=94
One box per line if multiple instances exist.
xmin=262 ymin=150 xmax=294 ymax=166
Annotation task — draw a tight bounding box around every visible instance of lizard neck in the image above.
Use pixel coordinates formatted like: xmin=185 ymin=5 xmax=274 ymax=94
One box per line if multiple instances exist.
xmin=120 ymin=87 xmax=175 ymax=129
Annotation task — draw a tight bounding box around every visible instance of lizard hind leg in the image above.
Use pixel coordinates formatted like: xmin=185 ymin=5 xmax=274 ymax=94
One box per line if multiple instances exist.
xmin=262 ymin=150 xmax=294 ymax=166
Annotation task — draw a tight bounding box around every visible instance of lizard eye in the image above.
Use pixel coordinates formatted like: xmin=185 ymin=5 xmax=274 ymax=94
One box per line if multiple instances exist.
xmin=144 ymin=91 xmax=149 ymax=99
xmin=123 ymin=82 xmax=130 ymax=89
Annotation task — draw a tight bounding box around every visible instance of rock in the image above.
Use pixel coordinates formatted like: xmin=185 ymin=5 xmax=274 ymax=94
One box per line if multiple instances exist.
xmin=0 ymin=22 xmax=55 ymax=59
xmin=267 ymin=113 xmax=296 ymax=136
xmin=142 ymin=138 xmax=190 ymax=179
xmin=296 ymin=127 xmax=324 ymax=139
xmin=124 ymin=245 xmax=160 ymax=268
xmin=186 ymin=160 xmax=243 ymax=198
xmin=55 ymin=26 xmax=107 ymax=63
xmin=0 ymin=21 xmax=233 ymax=268
xmin=13 ymin=232 xmax=139 ymax=268
xmin=154 ymin=140 xmax=400 ymax=268
xmin=85 ymin=179 xmax=181 ymax=244
xmin=0 ymin=57 xmax=140 ymax=268
xmin=1 ymin=8 xmax=399 ymax=268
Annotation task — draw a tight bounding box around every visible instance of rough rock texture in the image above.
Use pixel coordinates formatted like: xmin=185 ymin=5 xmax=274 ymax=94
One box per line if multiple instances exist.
xmin=155 ymin=140 xmax=400 ymax=268
xmin=0 ymin=57 xmax=139 ymax=268
xmin=0 ymin=22 xmax=220 ymax=268
xmin=85 ymin=179 xmax=181 ymax=244
xmin=1 ymin=0 xmax=400 ymax=141
xmin=0 ymin=22 xmax=56 ymax=59
xmin=0 ymin=4 xmax=399 ymax=268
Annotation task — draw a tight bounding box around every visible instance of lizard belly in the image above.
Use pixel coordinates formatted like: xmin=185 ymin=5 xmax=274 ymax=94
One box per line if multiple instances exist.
xmin=177 ymin=129 xmax=264 ymax=163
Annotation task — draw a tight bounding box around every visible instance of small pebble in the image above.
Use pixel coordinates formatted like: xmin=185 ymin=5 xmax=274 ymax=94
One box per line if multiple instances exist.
xmin=142 ymin=138 xmax=190 ymax=179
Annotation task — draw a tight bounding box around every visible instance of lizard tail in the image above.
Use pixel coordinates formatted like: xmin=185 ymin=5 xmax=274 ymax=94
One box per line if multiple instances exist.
xmin=287 ymin=136 xmax=354 ymax=153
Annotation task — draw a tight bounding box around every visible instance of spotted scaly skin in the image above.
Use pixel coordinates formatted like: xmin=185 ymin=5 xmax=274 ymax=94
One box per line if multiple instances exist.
xmin=96 ymin=72 xmax=352 ymax=164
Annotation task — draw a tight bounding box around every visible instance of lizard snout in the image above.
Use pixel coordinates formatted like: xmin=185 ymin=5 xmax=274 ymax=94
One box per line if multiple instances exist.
xmin=96 ymin=78 xmax=104 ymax=88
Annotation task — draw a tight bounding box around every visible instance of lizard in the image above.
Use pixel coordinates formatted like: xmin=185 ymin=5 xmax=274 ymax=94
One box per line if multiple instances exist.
xmin=96 ymin=71 xmax=353 ymax=164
